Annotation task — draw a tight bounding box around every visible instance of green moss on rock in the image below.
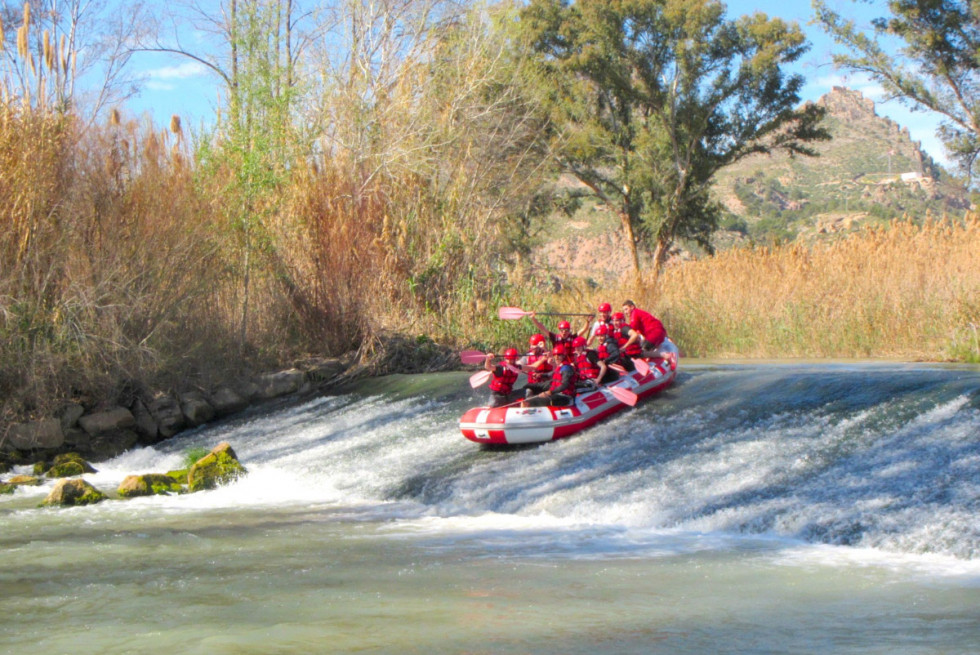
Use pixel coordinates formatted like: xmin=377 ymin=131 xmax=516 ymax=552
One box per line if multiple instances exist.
xmin=187 ymin=442 xmax=247 ymax=492
xmin=117 ymin=474 xmax=184 ymax=498
xmin=42 ymin=478 xmax=107 ymax=507
xmin=0 ymin=483 xmax=14 ymax=495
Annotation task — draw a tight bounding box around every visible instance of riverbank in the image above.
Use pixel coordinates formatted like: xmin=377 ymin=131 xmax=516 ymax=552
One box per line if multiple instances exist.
xmin=0 ymin=334 xmax=462 ymax=470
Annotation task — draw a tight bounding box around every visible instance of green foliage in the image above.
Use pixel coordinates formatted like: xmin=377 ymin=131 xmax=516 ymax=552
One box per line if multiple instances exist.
xmin=814 ymin=0 xmax=980 ymax=182
xmin=518 ymin=0 xmax=829 ymax=274
xmin=183 ymin=447 xmax=210 ymax=469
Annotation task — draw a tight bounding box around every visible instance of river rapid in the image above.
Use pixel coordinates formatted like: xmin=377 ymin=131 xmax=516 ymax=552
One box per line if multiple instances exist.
xmin=2 ymin=362 xmax=979 ymax=654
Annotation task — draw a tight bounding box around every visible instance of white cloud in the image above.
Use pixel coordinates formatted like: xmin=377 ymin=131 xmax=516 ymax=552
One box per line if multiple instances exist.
xmin=146 ymin=61 xmax=208 ymax=81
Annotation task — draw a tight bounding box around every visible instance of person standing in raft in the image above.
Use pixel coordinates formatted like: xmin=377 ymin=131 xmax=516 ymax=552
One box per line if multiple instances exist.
xmin=621 ymin=300 xmax=679 ymax=365
xmin=524 ymin=345 xmax=577 ymax=407
xmin=527 ymin=313 xmax=585 ymax=359
xmin=519 ymin=333 xmax=553 ymax=399
xmin=484 ymin=348 xmax=522 ymax=407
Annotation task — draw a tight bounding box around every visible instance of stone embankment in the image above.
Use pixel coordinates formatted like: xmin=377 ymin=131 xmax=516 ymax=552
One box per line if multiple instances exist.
xmin=0 ymin=357 xmax=348 ymax=469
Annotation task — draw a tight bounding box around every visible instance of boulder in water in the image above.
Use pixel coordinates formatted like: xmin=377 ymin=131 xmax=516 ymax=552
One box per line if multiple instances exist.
xmin=43 ymin=478 xmax=107 ymax=507
xmin=187 ymin=442 xmax=247 ymax=492
xmin=6 ymin=475 xmax=41 ymax=486
xmin=45 ymin=453 xmax=97 ymax=478
xmin=118 ymin=474 xmax=184 ymax=497
xmin=0 ymin=482 xmax=13 ymax=495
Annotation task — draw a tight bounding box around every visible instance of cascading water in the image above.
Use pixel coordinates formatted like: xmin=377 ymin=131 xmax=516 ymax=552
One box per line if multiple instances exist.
xmin=2 ymin=363 xmax=979 ymax=654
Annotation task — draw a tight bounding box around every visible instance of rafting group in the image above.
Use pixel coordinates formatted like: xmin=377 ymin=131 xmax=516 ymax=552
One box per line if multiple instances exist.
xmin=479 ymin=300 xmax=679 ymax=409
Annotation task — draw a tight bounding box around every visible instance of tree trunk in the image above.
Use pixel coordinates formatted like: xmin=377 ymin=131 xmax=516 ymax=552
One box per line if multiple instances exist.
xmin=619 ymin=210 xmax=641 ymax=284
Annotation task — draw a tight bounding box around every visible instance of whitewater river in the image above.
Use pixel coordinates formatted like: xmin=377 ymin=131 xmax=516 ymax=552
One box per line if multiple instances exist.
xmin=2 ymin=362 xmax=979 ymax=654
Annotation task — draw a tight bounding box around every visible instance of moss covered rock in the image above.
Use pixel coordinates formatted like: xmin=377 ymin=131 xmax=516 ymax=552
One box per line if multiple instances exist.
xmin=42 ymin=478 xmax=106 ymax=507
xmin=117 ymin=474 xmax=184 ymax=498
xmin=187 ymin=442 xmax=247 ymax=492
xmin=7 ymin=475 xmax=41 ymax=486
xmin=0 ymin=482 xmax=14 ymax=495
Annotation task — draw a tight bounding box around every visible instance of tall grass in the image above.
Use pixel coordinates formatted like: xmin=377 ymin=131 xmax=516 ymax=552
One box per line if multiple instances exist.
xmin=650 ymin=217 xmax=980 ymax=362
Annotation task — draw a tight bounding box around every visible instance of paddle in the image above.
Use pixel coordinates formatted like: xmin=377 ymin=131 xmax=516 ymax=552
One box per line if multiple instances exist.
xmin=498 ymin=306 xmax=592 ymax=320
xmin=469 ymin=370 xmax=492 ymax=388
xmin=460 ymin=350 xmax=488 ymax=365
xmin=633 ymin=358 xmax=651 ymax=376
xmin=607 ymin=385 xmax=638 ymax=407
xmin=468 ymin=357 xmax=522 ymax=388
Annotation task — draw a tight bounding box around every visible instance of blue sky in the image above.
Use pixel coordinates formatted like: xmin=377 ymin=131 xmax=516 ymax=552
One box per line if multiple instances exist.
xmin=124 ymin=0 xmax=949 ymax=166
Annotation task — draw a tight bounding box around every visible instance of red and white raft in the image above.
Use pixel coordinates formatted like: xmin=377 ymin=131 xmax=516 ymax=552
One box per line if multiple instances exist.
xmin=459 ymin=358 xmax=677 ymax=445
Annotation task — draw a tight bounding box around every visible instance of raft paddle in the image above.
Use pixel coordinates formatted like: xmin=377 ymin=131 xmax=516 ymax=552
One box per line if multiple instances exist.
xmin=469 ymin=370 xmax=492 ymax=388
xmin=498 ymin=306 xmax=592 ymax=320
xmin=633 ymin=358 xmax=651 ymax=376
xmin=460 ymin=350 xmax=488 ymax=365
xmin=607 ymin=385 xmax=638 ymax=407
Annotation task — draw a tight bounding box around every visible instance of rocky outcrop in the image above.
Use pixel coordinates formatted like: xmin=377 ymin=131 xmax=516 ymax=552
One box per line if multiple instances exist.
xmin=7 ymin=419 xmax=64 ymax=451
xmin=117 ymin=473 xmax=184 ymax=497
xmin=42 ymin=478 xmax=107 ymax=507
xmin=187 ymin=442 xmax=247 ymax=492
xmin=0 ymin=354 xmax=359 ymax=462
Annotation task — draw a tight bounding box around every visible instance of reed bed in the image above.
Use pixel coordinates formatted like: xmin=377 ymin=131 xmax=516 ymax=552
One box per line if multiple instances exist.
xmin=651 ymin=217 xmax=980 ymax=361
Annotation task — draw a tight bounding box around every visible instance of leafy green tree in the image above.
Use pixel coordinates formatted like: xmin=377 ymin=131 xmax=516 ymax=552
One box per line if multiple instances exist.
xmin=518 ymin=0 xmax=828 ymax=277
xmin=814 ymin=0 xmax=980 ymax=181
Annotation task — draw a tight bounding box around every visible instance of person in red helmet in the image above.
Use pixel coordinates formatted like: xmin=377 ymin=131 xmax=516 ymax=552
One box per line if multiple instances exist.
xmin=587 ymin=302 xmax=615 ymax=346
xmin=528 ymin=313 xmax=585 ymax=358
xmin=519 ymin=333 xmax=553 ymax=398
xmin=611 ymin=311 xmax=637 ymax=372
xmin=524 ymin=345 xmax=577 ymax=407
xmin=484 ymin=347 xmax=522 ymax=407
xmin=575 ymin=328 xmax=621 ymax=385
xmin=621 ymin=299 xmax=679 ymax=365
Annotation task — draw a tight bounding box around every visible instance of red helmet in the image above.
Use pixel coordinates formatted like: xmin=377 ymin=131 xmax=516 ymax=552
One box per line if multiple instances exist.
xmin=557 ymin=320 xmax=571 ymax=330
xmin=612 ymin=312 xmax=625 ymax=321
xmin=503 ymin=348 xmax=519 ymax=360
xmin=572 ymin=336 xmax=587 ymax=349
xmin=598 ymin=302 xmax=612 ymax=313
xmin=529 ymin=333 xmax=546 ymax=346
xmin=595 ymin=324 xmax=609 ymax=336
xmin=552 ymin=345 xmax=566 ymax=357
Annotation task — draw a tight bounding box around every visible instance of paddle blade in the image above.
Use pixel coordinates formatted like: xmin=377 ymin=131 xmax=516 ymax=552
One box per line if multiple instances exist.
xmin=498 ymin=306 xmax=530 ymax=320
xmin=609 ymin=385 xmax=638 ymax=407
xmin=609 ymin=363 xmax=627 ymax=373
xmin=460 ymin=350 xmax=487 ymax=365
xmin=469 ymin=370 xmax=492 ymax=388
xmin=633 ymin=358 xmax=651 ymax=376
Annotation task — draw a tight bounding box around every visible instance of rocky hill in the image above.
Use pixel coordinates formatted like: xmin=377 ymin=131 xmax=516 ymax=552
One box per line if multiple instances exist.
xmin=712 ymin=86 xmax=970 ymax=243
xmin=530 ymin=86 xmax=971 ymax=286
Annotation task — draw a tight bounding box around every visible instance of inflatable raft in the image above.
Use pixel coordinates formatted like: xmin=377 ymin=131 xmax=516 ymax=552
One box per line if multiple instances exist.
xmin=459 ymin=357 xmax=677 ymax=445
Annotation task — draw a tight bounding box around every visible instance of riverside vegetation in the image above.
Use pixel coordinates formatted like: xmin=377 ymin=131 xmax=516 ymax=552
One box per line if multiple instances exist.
xmin=1 ymin=2 xmax=978 ymax=462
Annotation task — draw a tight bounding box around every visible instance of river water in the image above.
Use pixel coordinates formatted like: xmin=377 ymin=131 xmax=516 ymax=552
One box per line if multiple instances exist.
xmin=2 ymin=362 xmax=979 ymax=654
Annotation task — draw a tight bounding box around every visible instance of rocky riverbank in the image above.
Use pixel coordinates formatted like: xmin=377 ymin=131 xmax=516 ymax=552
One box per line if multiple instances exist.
xmin=0 ymin=333 xmax=462 ymax=472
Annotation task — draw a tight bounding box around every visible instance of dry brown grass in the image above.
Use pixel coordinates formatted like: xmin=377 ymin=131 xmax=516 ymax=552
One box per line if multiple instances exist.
xmin=642 ymin=217 xmax=980 ymax=361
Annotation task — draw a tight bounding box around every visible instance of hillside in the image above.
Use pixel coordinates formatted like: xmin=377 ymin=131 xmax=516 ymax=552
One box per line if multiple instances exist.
xmin=713 ymin=86 xmax=970 ymax=242
xmin=530 ymin=87 xmax=972 ymax=287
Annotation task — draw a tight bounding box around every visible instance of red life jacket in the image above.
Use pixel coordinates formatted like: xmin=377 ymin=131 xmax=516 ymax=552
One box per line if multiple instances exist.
xmin=489 ymin=366 xmax=518 ymax=394
xmin=597 ymin=341 xmax=612 ymax=361
xmin=549 ymin=363 xmax=578 ymax=396
xmin=553 ymin=333 xmax=576 ymax=358
xmin=525 ymin=352 xmax=553 ymax=384
xmin=576 ymin=351 xmax=601 ymax=380
xmin=618 ymin=325 xmax=642 ymax=357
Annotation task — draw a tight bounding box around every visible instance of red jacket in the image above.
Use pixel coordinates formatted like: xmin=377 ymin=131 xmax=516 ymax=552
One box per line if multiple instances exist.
xmin=629 ymin=307 xmax=666 ymax=348
xmin=489 ymin=366 xmax=518 ymax=394
xmin=524 ymin=352 xmax=553 ymax=384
